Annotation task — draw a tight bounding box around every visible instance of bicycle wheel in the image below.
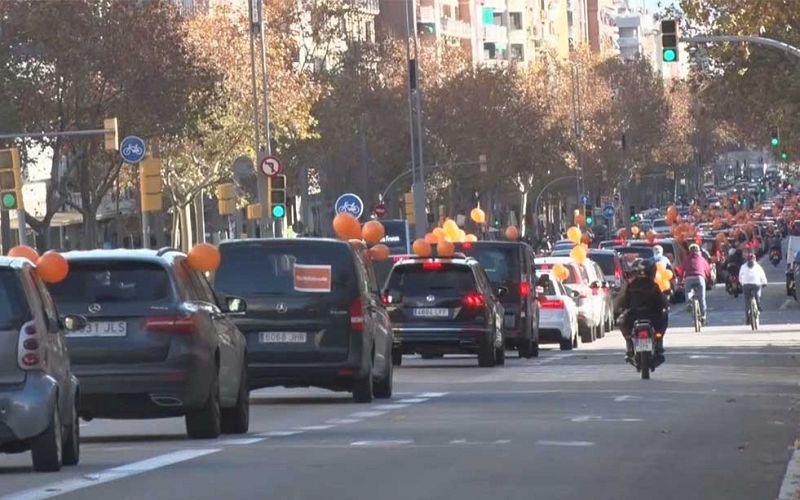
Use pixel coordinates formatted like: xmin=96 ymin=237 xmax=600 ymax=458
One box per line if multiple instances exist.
xmin=750 ymin=298 xmax=759 ymax=330
xmin=693 ymin=298 xmax=701 ymax=333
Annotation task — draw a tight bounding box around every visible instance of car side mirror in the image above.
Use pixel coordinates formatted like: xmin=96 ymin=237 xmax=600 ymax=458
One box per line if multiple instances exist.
xmin=590 ymin=282 xmax=600 ymax=289
xmin=224 ymin=296 xmax=247 ymax=314
xmin=601 ymin=282 xmax=609 ymax=289
xmin=61 ymin=315 xmax=87 ymax=332
xmin=570 ymin=289 xmax=581 ymax=299
xmin=496 ymin=286 xmax=509 ymax=298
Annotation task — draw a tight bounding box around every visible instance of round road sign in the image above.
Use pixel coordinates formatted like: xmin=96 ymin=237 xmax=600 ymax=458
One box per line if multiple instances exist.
xmin=120 ymin=136 xmax=146 ymax=163
xmin=260 ymin=155 xmax=283 ymax=176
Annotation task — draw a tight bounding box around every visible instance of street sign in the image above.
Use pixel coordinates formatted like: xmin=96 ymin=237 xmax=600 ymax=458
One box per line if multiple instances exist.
xmin=602 ymin=205 xmax=616 ymax=219
xmin=120 ymin=136 xmax=146 ymax=163
xmin=259 ymin=155 xmax=283 ymax=176
xmin=580 ymin=194 xmax=589 ymax=205
xmin=335 ymin=193 xmax=364 ymax=219
xmin=374 ymin=203 xmax=386 ymax=217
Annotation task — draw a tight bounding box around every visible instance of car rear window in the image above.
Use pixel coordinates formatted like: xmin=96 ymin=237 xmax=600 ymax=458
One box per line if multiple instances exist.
xmin=215 ymin=242 xmax=357 ymax=297
xmin=461 ymin=246 xmax=519 ymax=284
xmin=48 ymin=261 xmax=172 ymax=305
xmin=535 ymin=263 xmax=581 ymax=284
xmin=385 ymin=264 xmax=476 ymax=296
xmin=614 ymin=247 xmax=655 ymax=266
xmin=0 ymin=270 xmax=30 ymax=328
xmin=589 ymin=253 xmax=618 ymax=275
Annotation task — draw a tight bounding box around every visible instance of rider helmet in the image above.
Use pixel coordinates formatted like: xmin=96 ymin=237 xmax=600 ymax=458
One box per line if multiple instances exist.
xmin=688 ymin=243 xmax=700 ymax=253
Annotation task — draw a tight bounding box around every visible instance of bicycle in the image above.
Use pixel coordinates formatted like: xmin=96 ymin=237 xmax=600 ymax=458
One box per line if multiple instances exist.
xmin=689 ymin=283 xmax=702 ymax=333
xmin=748 ymin=294 xmax=760 ymax=331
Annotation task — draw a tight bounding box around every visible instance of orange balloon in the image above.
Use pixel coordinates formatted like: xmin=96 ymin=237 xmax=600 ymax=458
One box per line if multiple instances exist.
xmin=552 ymin=263 xmax=569 ymax=281
xmin=361 ymin=220 xmax=385 ymax=245
xmin=424 ymin=232 xmax=439 ymax=244
xmin=617 ymin=228 xmax=629 ymax=240
xmin=575 ymin=214 xmax=586 ymax=227
xmin=630 ymin=226 xmax=640 ymax=236
xmin=505 ymin=226 xmax=520 ymax=241
xmin=187 ymin=243 xmax=221 ymax=272
xmin=412 ymin=239 xmax=431 ymax=257
xmin=8 ymin=245 xmax=39 ymax=263
xmin=570 ymin=244 xmax=587 ymax=264
xmin=36 ymin=252 xmax=69 ymax=284
xmin=465 ymin=234 xmax=478 ymax=242
xmin=333 ymin=213 xmax=362 ymax=240
xmin=667 ymin=206 xmax=678 ymax=219
xmin=368 ymin=244 xmax=390 ymax=261
xmin=470 ymin=207 xmax=486 ymax=224
xmin=437 ymin=240 xmax=455 ymax=257
xmin=566 ymin=226 xmax=582 ymax=244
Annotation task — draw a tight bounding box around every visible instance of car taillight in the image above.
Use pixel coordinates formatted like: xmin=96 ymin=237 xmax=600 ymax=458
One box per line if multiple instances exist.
xmin=592 ymin=287 xmax=599 ymax=296
xmin=614 ymin=267 xmax=622 ymax=279
xmin=381 ymin=295 xmax=391 ymax=305
xmin=462 ymin=242 xmax=473 ymax=250
xmin=21 ymin=352 xmax=40 ymax=367
xmin=18 ymin=320 xmax=42 ymax=370
xmin=350 ymin=297 xmax=364 ymax=332
xmin=145 ymin=315 xmax=196 ymax=335
xmin=538 ymin=299 xmax=564 ymax=309
xmin=463 ymin=293 xmax=485 ymax=309
xmin=422 ymin=262 xmax=443 ymax=271
xmin=520 ymin=282 xmax=530 ymax=298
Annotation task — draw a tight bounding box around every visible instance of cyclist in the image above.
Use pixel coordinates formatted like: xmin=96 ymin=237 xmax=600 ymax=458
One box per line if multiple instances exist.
xmin=615 ymin=259 xmax=669 ymax=366
xmin=739 ymin=253 xmax=767 ymax=324
xmin=682 ymin=243 xmax=712 ymax=325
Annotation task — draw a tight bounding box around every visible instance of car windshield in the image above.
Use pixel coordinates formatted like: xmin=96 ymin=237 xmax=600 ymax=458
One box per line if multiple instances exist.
xmin=0 ymin=270 xmax=31 ymax=329
xmin=48 ymin=261 xmax=172 ymax=305
xmin=385 ymin=264 xmax=475 ymax=295
xmin=460 ymin=246 xmax=518 ymax=285
xmin=589 ymin=253 xmax=617 ymax=275
xmin=535 ymin=263 xmax=581 ymax=284
xmin=614 ymin=247 xmax=655 ymax=265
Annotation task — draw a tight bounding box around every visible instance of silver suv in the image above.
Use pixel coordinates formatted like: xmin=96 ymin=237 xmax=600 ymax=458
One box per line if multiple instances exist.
xmin=0 ymin=257 xmax=85 ymax=472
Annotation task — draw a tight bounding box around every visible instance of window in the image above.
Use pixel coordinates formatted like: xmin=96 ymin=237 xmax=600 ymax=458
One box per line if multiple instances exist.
xmin=0 ymin=270 xmax=33 ymax=329
xmin=510 ymin=12 xmax=523 ymax=30
xmin=386 ymin=265 xmax=476 ymax=296
xmin=34 ymin=275 xmax=59 ymax=330
xmin=510 ymin=44 xmax=524 ymax=60
xmin=48 ymin=261 xmax=172 ymax=305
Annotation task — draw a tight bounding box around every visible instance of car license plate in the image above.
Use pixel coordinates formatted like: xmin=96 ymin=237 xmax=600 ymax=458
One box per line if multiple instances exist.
xmin=68 ymin=321 xmax=127 ymax=337
xmin=634 ymin=338 xmax=653 ymax=353
xmin=413 ymin=308 xmax=449 ymax=318
xmin=259 ymin=332 xmax=307 ymax=343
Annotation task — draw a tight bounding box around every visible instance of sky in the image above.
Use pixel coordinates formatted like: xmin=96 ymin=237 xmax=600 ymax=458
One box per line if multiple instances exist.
xmin=643 ymin=0 xmax=679 ymax=12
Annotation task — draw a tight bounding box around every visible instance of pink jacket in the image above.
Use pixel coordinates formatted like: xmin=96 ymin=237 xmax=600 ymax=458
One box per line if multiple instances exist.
xmin=682 ymin=253 xmax=711 ymax=279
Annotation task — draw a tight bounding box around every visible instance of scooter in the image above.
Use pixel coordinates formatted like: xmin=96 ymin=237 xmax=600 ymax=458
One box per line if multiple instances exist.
xmin=770 ymin=248 xmax=782 ymax=267
xmin=631 ymin=320 xmax=657 ymax=380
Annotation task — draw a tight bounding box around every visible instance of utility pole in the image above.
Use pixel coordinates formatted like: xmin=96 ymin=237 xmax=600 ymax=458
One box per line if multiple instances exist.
xmin=404 ymin=0 xmax=428 ymax=238
xmin=257 ymin=0 xmax=278 ymax=238
xmin=248 ymin=0 xmax=262 ymax=239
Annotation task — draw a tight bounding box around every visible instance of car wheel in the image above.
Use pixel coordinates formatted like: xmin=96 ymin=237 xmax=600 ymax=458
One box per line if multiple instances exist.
xmin=186 ymin=371 xmax=222 ymax=439
xmin=221 ymin=364 xmax=250 ymax=434
xmin=391 ymin=349 xmax=403 ymax=366
xmin=352 ymin=356 xmax=374 ymax=403
xmin=531 ymin=341 xmax=539 ymax=357
xmin=572 ymin=333 xmax=579 ymax=349
xmin=495 ymin=346 xmax=506 ymax=366
xmin=579 ymin=323 xmax=594 ymax=343
xmin=62 ymin=398 xmax=80 ymax=466
xmin=478 ymin=337 xmax=496 ymax=367
xmin=518 ymin=335 xmax=534 ymax=359
xmin=373 ymin=354 xmax=393 ymax=399
xmin=31 ymin=406 xmax=62 ymax=472
xmin=559 ymin=338 xmax=573 ymax=351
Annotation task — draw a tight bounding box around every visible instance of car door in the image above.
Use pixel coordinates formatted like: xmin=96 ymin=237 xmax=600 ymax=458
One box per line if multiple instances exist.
xmin=475 ymin=266 xmax=503 ymax=343
xmin=357 ymin=253 xmax=391 ymax=378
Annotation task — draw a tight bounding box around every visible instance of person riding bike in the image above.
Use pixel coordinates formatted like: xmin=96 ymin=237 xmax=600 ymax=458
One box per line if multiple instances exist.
xmin=739 ymin=253 xmax=767 ymax=324
xmin=614 ymin=259 xmax=669 ymax=366
xmin=682 ymin=243 xmax=712 ymax=325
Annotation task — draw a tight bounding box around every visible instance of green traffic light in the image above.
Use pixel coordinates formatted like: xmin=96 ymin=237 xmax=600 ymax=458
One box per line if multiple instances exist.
xmin=663 ymin=48 xmax=677 ymax=62
xmin=586 ymin=217 xmax=594 ymax=226
xmin=272 ymin=204 xmax=286 ymax=219
xmin=2 ymin=193 xmax=16 ymax=209
xmin=771 ymin=137 xmax=780 ymax=147
xmin=781 ymin=151 xmax=789 ymax=161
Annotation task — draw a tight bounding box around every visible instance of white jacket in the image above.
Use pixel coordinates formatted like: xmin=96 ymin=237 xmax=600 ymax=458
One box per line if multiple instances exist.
xmin=739 ymin=263 xmax=768 ymax=286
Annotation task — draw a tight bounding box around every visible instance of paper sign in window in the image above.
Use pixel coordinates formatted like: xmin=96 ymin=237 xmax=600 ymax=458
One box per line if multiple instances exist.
xmin=293 ymin=264 xmax=332 ymax=293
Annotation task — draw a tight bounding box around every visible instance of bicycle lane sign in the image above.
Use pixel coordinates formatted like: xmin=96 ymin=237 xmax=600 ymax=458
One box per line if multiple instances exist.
xmin=120 ymin=136 xmax=146 ymax=163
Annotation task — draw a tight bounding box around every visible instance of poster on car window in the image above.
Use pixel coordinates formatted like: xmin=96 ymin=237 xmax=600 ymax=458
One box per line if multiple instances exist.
xmin=293 ymin=264 xmax=332 ymax=293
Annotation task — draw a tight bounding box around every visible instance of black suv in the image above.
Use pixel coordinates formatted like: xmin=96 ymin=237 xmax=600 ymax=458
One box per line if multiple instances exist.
xmin=214 ymin=239 xmax=393 ymax=403
xmin=383 ymin=256 xmax=506 ymax=367
xmin=456 ymin=241 xmax=539 ymax=358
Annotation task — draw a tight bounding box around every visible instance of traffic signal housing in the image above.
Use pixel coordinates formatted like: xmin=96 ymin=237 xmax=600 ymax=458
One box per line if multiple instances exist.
xmin=269 ymin=175 xmax=286 ymax=219
xmin=404 ymin=191 xmax=415 ymax=224
xmin=629 ymin=206 xmax=636 ymax=223
xmin=139 ymin=158 xmax=162 ymax=212
xmin=771 ymin=127 xmax=780 ymax=147
xmin=585 ymin=205 xmax=594 ymax=226
xmin=661 ymin=19 xmax=679 ymax=62
xmin=0 ymin=147 xmax=24 ymax=211
xmin=216 ymin=183 xmax=236 ymax=215
xmin=104 ymin=117 xmax=118 ymax=151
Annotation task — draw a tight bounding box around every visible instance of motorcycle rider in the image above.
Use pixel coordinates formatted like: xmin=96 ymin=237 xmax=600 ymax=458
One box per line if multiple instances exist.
xmin=739 ymin=253 xmax=767 ymax=324
xmin=682 ymin=243 xmax=713 ymax=325
xmin=653 ymin=245 xmax=672 ymax=268
xmin=614 ymin=259 xmax=669 ymax=366
xmin=726 ymin=246 xmax=745 ymax=294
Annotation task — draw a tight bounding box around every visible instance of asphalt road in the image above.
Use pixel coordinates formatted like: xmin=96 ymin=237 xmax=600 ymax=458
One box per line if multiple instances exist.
xmin=2 ymin=255 xmax=800 ymax=500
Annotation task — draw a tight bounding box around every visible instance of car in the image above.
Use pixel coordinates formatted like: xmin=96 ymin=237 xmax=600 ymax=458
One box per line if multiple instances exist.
xmin=652 ymin=218 xmax=672 ymax=236
xmin=48 ymin=249 xmax=250 ymax=438
xmin=553 ymin=239 xmax=577 ymax=251
xmin=456 ymin=241 xmax=539 ymax=358
xmin=214 ymin=239 xmax=393 ymax=403
xmin=534 ymin=257 xmax=603 ymax=343
xmin=0 ymin=257 xmax=84 ymax=471
xmin=383 ymin=255 xmax=505 ymax=367
xmin=588 ymin=249 xmax=625 ymax=293
xmin=584 ymin=259 xmax=616 ymax=333
xmin=535 ymin=272 xmax=580 ymax=351
xmin=628 ymin=238 xmax=687 ymax=301
xmin=613 ymin=245 xmax=657 ymax=277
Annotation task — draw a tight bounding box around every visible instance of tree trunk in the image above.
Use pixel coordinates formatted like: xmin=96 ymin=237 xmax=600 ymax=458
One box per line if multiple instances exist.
xmin=81 ymin=208 xmax=98 ymax=250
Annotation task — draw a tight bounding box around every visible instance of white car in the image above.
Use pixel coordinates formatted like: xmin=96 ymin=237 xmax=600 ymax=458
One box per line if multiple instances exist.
xmin=535 ymin=272 xmax=580 ymax=350
xmin=534 ymin=257 xmax=603 ymax=343
xmin=652 ymin=218 xmax=672 ymax=236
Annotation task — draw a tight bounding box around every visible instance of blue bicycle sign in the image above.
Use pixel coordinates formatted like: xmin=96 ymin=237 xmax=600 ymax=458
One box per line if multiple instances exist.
xmin=335 ymin=193 xmax=364 ymax=219
xmin=120 ymin=136 xmax=146 ymax=163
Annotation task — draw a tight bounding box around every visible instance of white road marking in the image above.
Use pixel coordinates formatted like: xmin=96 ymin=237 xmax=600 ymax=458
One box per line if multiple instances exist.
xmin=494 ymin=440 xmax=511 ymax=444
xmin=4 ymin=448 xmax=220 ymax=500
xmin=613 ymin=395 xmax=642 ymax=402
xmin=325 ymin=418 xmax=362 ymax=425
xmin=372 ymin=404 xmax=409 ymax=410
xmin=778 ymin=448 xmax=800 ymax=500
xmin=539 ymin=353 xmax=575 ymax=365
xmin=780 ymin=298 xmax=793 ymax=310
xmin=349 ymin=411 xmax=388 ymax=418
xmin=416 ymin=392 xmax=448 ymax=398
xmin=537 ymin=440 xmax=595 ymax=447
xmin=688 ymin=355 xmax=729 ymax=359
xmin=220 ymin=438 xmax=264 ymax=445
xmin=396 ymin=398 xmax=429 ymax=404
xmin=258 ymin=431 xmax=303 ymax=437
xmin=350 ymin=440 xmax=413 ymax=447
xmin=295 ymin=425 xmax=334 ymax=431
xmin=570 ymin=415 xmax=643 ymax=423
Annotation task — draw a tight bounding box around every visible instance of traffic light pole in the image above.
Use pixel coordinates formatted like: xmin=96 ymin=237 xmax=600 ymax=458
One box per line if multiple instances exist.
xmin=681 ymin=35 xmax=800 ymax=59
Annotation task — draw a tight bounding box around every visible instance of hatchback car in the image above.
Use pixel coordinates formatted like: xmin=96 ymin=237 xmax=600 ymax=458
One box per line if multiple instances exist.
xmin=456 ymin=241 xmax=539 ymax=358
xmin=587 ymin=249 xmax=624 ymax=292
xmin=534 ymin=257 xmax=602 ymax=343
xmin=49 ymin=249 xmax=249 ymax=439
xmin=535 ymin=272 xmax=579 ymax=350
xmin=0 ymin=257 xmax=83 ymax=471
xmin=383 ymin=256 xmax=505 ymax=367
xmin=214 ymin=239 xmax=393 ymax=403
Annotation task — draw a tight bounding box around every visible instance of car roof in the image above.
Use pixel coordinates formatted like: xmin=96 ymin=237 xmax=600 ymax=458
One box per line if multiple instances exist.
xmin=588 ymin=249 xmax=618 ymax=256
xmin=61 ymin=248 xmax=185 ymax=265
xmin=0 ymin=256 xmax=32 ymax=270
xmin=535 ymin=257 xmax=576 ymax=265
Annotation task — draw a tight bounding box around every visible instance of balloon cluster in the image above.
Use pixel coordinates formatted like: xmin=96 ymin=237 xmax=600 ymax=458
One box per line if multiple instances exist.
xmin=654 ymin=261 xmax=673 ymax=292
xmin=332 ymin=213 xmax=390 ymax=261
xmin=565 ymin=226 xmax=589 ymax=264
xmin=551 ymin=263 xmax=569 ymax=281
xmin=8 ymin=245 xmax=69 ymax=284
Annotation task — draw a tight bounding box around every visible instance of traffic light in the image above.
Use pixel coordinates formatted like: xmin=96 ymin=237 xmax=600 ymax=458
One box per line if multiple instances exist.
xmin=246 ymin=203 xmax=262 ymax=220
xmin=629 ymin=205 xmax=636 ymax=223
xmin=216 ymin=183 xmax=236 ymax=215
xmin=781 ymin=151 xmax=789 ymax=161
xmin=268 ymin=175 xmax=286 ymax=219
xmin=478 ymin=154 xmax=487 ymax=173
xmin=585 ymin=205 xmax=594 ymax=226
xmin=104 ymin=117 xmax=118 ymax=151
xmin=404 ymin=191 xmax=415 ymax=224
xmin=661 ymin=20 xmax=679 ymax=62
xmin=0 ymin=147 xmax=23 ymax=211
xmin=139 ymin=158 xmax=162 ymax=212
xmin=771 ymin=127 xmax=780 ymax=147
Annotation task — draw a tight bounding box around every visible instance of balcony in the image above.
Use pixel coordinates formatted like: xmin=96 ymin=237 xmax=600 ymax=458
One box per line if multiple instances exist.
xmin=483 ymin=23 xmax=508 ymax=42
xmin=440 ymin=17 xmax=472 ymax=38
xmin=351 ymin=0 xmax=379 ymax=15
xmin=418 ymin=5 xmax=436 ymax=24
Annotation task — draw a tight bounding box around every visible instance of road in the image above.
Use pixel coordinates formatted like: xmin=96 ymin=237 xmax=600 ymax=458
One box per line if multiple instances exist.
xmin=2 ymin=258 xmax=800 ymax=499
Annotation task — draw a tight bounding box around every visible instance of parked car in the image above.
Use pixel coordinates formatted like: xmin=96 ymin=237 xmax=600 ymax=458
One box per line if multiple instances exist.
xmin=534 ymin=272 xmax=580 ymax=351
xmin=588 ymin=249 xmax=625 ymax=293
xmin=553 ymin=240 xmax=577 ymax=251
xmin=534 ymin=257 xmax=603 ymax=343
xmin=214 ymin=239 xmax=393 ymax=403
xmin=0 ymin=257 xmax=84 ymax=471
xmin=547 ymin=251 xmax=614 ymax=334
xmin=383 ymin=255 xmax=505 ymax=367
xmin=49 ymin=249 xmax=250 ymax=438
xmin=652 ymin=218 xmax=672 ymax=236
xmin=456 ymin=241 xmax=539 ymax=358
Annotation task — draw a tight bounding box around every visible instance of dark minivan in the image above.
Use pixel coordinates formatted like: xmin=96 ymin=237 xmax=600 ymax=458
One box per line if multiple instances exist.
xmin=214 ymin=239 xmax=393 ymax=403
xmin=456 ymin=241 xmax=539 ymax=358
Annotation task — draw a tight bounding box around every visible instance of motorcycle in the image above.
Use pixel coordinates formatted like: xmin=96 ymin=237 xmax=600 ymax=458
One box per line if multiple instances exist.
xmin=770 ymin=248 xmax=782 ymax=267
xmin=631 ymin=320 xmax=657 ymax=380
xmin=726 ymin=267 xmax=742 ymax=298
